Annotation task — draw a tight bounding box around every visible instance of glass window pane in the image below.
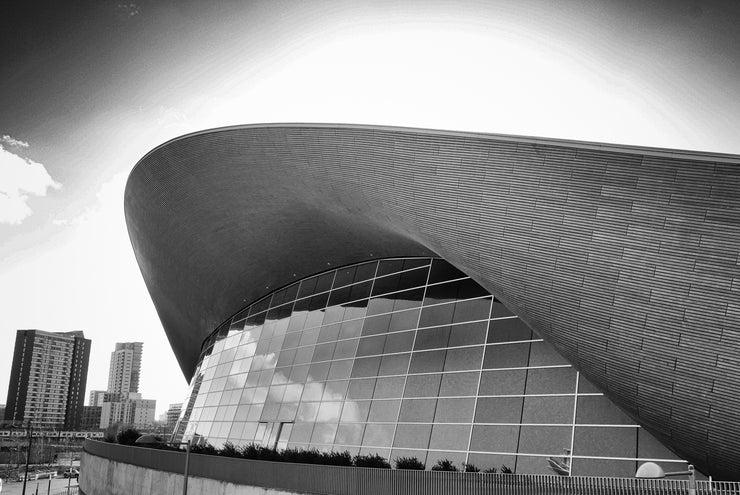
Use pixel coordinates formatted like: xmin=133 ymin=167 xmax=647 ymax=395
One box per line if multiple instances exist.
xmin=419 ymin=302 xmax=456 ymax=327
xmin=357 ymin=335 xmax=387 ymax=357
xmin=474 ymin=397 xmax=523 ymax=423
xmin=482 ymin=342 xmax=530 ymax=369
xmin=470 ymin=425 xmax=520 ymax=453
xmin=333 ymin=338 xmax=359 ymax=359
xmin=479 ymin=370 xmax=526 ymax=396
xmin=388 ymin=308 xmax=421 ymax=332
xmin=322 ymin=380 xmax=349 ymax=401
xmin=393 ymin=424 xmax=432 ymax=449
xmin=317 ymin=324 xmax=342 ymax=343
xmin=368 ymin=399 xmax=401 ymax=422
xmin=362 ymin=314 xmax=392 ymax=336
xmin=373 ymin=376 xmax=406 ymax=399
xmin=573 ymin=426 xmax=637 ymax=458
xmin=311 ymin=423 xmax=338 ymax=445
xmin=518 ymin=425 xmax=572 ymax=456
xmin=522 ymin=396 xmax=573 ymax=424
xmin=428 ymin=258 xmax=466 ymax=284
xmin=316 ymin=402 xmax=343 ymax=422
xmin=424 ymin=281 xmax=461 ymax=304
xmin=335 ymin=423 xmax=365 ymax=445
xmin=414 ymin=327 xmax=451 ymax=351
xmin=444 ymin=346 xmax=483 ymax=372
xmin=409 ymin=350 xmax=446 ymax=373
xmin=327 ymin=359 xmax=353 ymax=380
xmin=399 ymin=398 xmax=436 ymax=422
xmin=347 ymin=379 xmax=376 ymax=399
xmin=312 ymin=343 xmax=335 ymax=362
xmin=439 ymin=372 xmax=479 ymax=397
xmin=378 ymin=353 xmax=410 ymax=376
xmin=351 ymin=357 xmax=382 ymax=378
xmin=429 ymin=424 xmax=471 ymax=451
xmin=404 ymin=374 xmax=442 ymax=398
xmin=362 ymin=424 xmax=395 ymax=447
xmin=525 ymin=367 xmax=577 ymax=395
xmin=334 ymin=266 xmax=357 ymax=288
xmin=377 ymin=259 xmax=405 ymax=277
xmin=448 ymin=321 xmax=488 ymax=347
xmin=383 ymin=331 xmax=415 ymax=354
xmin=487 ymin=318 xmax=531 ymax=343
xmin=391 ymin=289 xmax=424 ymax=311
xmin=340 ymin=400 xmax=371 ymax=423
xmin=434 ymin=398 xmax=475 ymax=423
xmin=528 ymin=341 xmax=569 ymax=366
xmin=338 ymin=320 xmax=364 ymax=340
xmin=452 ymin=298 xmax=491 ymax=323
xmin=354 ymin=261 xmax=378 ymax=282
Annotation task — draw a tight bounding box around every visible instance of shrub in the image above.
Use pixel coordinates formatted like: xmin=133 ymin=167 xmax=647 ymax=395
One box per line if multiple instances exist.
xmin=219 ymin=442 xmax=240 ymax=458
xmin=463 ymin=463 xmax=480 ymax=473
xmin=353 ymin=453 xmax=391 ymax=469
xmin=116 ymin=428 xmax=141 ymax=446
xmin=241 ymin=443 xmax=279 ymax=461
xmin=103 ymin=431 xmax=116 ymax=443
xmin=431 ymin=458 xmax=458 ymax=471
xmin=500 ymin=464 xmax=514 ymax=474
xmin=394 ymin=456 xmax=425 ymax=470
xmin=190 ymin=442 xmax=217 ymax=455
xmin=483 ymin=466 xmax=498 ymax=474
xmin=321 ymin=450 xmax=353 ymax=466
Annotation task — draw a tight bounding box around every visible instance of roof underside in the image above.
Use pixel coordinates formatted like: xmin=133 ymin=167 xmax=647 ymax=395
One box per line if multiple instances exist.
xmin=125 ymin=124 xmax=740 ymax=479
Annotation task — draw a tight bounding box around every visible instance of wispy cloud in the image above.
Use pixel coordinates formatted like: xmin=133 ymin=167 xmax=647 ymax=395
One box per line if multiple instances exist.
xmin=0 ymin=138 xmax=61 ymax=225
xmin=1 ymin=135 xmax=29 ymax=148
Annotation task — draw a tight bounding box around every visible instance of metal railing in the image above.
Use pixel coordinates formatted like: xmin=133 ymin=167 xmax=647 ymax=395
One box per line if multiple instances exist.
xmin=83 ymin=440 xmax=740 ymax=495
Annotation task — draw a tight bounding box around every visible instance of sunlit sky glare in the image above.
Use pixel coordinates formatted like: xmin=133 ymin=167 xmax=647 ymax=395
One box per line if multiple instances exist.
xmin=1 ymin=0 xmax=739 ymax=417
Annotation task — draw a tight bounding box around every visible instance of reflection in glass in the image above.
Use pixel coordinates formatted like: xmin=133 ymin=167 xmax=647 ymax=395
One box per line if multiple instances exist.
xmin=173 ymin=257 xmax=670 ymax=474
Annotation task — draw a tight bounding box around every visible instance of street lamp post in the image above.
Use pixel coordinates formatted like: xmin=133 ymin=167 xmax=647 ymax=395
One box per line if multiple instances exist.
xmin=135 ymin=435 xmax=192 ymax=495
xmin=636 ymin=462 xmax=697 ymax=495
xmin=12 ymin=421 xmax=33 ymax=495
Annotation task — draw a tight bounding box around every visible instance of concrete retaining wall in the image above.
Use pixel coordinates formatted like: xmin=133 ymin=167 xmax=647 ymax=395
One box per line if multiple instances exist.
xmin=80 ymin=449 xmax=301 ymax=495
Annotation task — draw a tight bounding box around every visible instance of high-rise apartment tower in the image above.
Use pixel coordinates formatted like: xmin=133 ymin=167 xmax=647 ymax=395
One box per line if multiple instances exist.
xmin=4 ymin=329 xmax=91 ymax=429
xmin=107 ymin=342 xmax=142 ymax=395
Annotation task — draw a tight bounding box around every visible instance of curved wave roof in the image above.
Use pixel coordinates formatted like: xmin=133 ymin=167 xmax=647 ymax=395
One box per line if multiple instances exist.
xmin=125 ymin=124 xmax=740 ymax=479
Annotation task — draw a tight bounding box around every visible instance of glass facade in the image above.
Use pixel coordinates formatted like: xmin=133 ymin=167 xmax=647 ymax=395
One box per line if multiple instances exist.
xmin=174 ymin=258 xmax=686 ymax=476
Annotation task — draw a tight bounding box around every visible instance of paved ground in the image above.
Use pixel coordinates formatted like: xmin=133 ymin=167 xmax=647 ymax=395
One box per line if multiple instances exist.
xmin=0 ymin=476 xmax=79 ymax=495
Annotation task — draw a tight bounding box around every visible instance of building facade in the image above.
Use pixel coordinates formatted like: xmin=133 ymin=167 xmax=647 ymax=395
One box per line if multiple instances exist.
xmin=4 ymin=330 xmax=91 ymax=429
xmin=174 ymin=257 xmax=686 ymax=476
xmin=125 ymin=124 xmax=740 ymax=479
xmin=165 ymin=403 xmax=182 ymax=431
xmin=81 ymin=405 xmax=103 ymax=431
xmin=107 ymin=342 xmax=143 ymax=395
xmin=99 ymin=393 xmax=156 ymax=430
xmin=98 ymin=342 xmax=155 ymax=430
xmin=89 ymin=390 xmax=121 ymax=407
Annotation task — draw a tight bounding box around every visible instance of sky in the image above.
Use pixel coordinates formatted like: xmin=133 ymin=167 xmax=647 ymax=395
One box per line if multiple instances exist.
xmin=1 ymin=0 xmax=739 ymax=418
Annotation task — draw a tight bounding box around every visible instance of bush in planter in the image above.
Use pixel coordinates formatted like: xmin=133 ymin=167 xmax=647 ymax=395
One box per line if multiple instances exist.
xmin=190 ymin=442 xmax=218 ymax=456
xmin=500 ymin=465 xmax=514 ymax=474
xmin=353 ymin=453 xmax=391 ymax=469
xmin=218 ymin=442 xmax=241 ymax=458
xmin=394 ymin=456 xmax=425 ymax=470
xmin=483 ymin=466 xmax=497 ymax=474
xmin=463 ymin=463 xmax=480 ymax=473
xmin=241 ymin=443 xmax=279 ymax=461
xmin=321 ymin=450 xmax=353 ymax=466
xmin=116 ymin=428 xmax=141 ymax=446
xmin=431 ymin=458 xmax=458 ymax=471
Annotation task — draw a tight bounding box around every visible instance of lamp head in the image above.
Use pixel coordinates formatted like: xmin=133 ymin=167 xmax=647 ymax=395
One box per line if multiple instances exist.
xmin=636 ymin=462 xmax=665 ymax=478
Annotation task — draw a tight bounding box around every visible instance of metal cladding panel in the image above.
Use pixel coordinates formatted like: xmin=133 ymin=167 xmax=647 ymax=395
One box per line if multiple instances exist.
xmin=124 ymin=124 xmax=740 ymax=480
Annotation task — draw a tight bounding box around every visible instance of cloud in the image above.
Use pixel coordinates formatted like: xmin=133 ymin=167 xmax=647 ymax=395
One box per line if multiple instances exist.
xmin=1 ymin=135 xmax=29 ymax=148
xmin=0 ymin=139 xmax=61 ymax=225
